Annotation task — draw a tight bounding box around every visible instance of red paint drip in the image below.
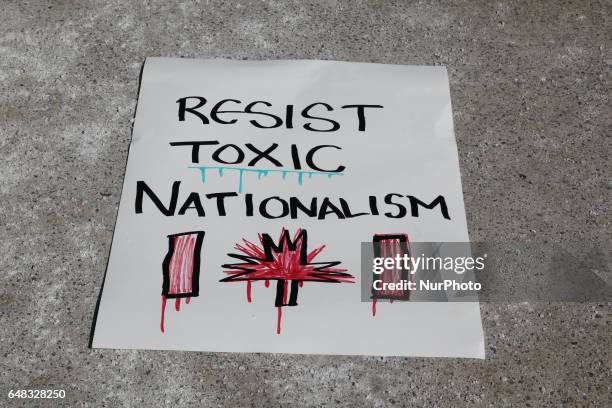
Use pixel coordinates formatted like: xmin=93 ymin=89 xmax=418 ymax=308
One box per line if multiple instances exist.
xmin=160 ymin=296 xmax=167 ymax=333
xmin=246 ymin=281 xmax=252 ymax=303
xmin=264 ymin=279 xmax=270 ymax=288
xmin=186 ymin=297 xmax=191 ymax=304
xmin=299 ymin=281 xmax=304 ymax=287
xmin=372 ymin=299 xmax=377 ymax=317
xmin=175 ymin=298 xmax=181 ymax=311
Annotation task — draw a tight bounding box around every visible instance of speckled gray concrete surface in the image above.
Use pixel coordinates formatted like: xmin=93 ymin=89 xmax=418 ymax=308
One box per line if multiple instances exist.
xmin=1 ymin=1 xmax=610 ymax=406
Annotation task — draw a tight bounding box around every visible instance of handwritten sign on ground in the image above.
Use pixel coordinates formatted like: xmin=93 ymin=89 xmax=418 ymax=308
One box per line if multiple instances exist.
xmin=90 ymin=58 xmax=484 ymax=357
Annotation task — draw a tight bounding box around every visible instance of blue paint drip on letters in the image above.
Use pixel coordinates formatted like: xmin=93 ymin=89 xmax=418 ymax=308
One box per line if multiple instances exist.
xmin=189 ymin=166 xmax=343 ymax=193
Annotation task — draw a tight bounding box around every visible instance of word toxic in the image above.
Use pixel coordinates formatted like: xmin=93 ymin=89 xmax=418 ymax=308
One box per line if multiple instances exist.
xmin=170 ymin=141 xmax=345 ymax=173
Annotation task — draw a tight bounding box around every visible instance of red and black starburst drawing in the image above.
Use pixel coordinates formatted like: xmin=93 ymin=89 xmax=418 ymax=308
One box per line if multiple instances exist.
xmin=220 ymin=228 xmax=354 ymax=334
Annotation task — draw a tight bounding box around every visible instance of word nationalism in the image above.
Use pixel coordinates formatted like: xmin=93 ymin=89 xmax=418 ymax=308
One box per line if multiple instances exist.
xmin=135 ymin=181 xmax=451 ymax=220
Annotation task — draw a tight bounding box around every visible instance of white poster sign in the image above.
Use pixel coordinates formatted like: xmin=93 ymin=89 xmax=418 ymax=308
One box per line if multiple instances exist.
xmin=91 ymin=58 xmax=484 ymax=358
